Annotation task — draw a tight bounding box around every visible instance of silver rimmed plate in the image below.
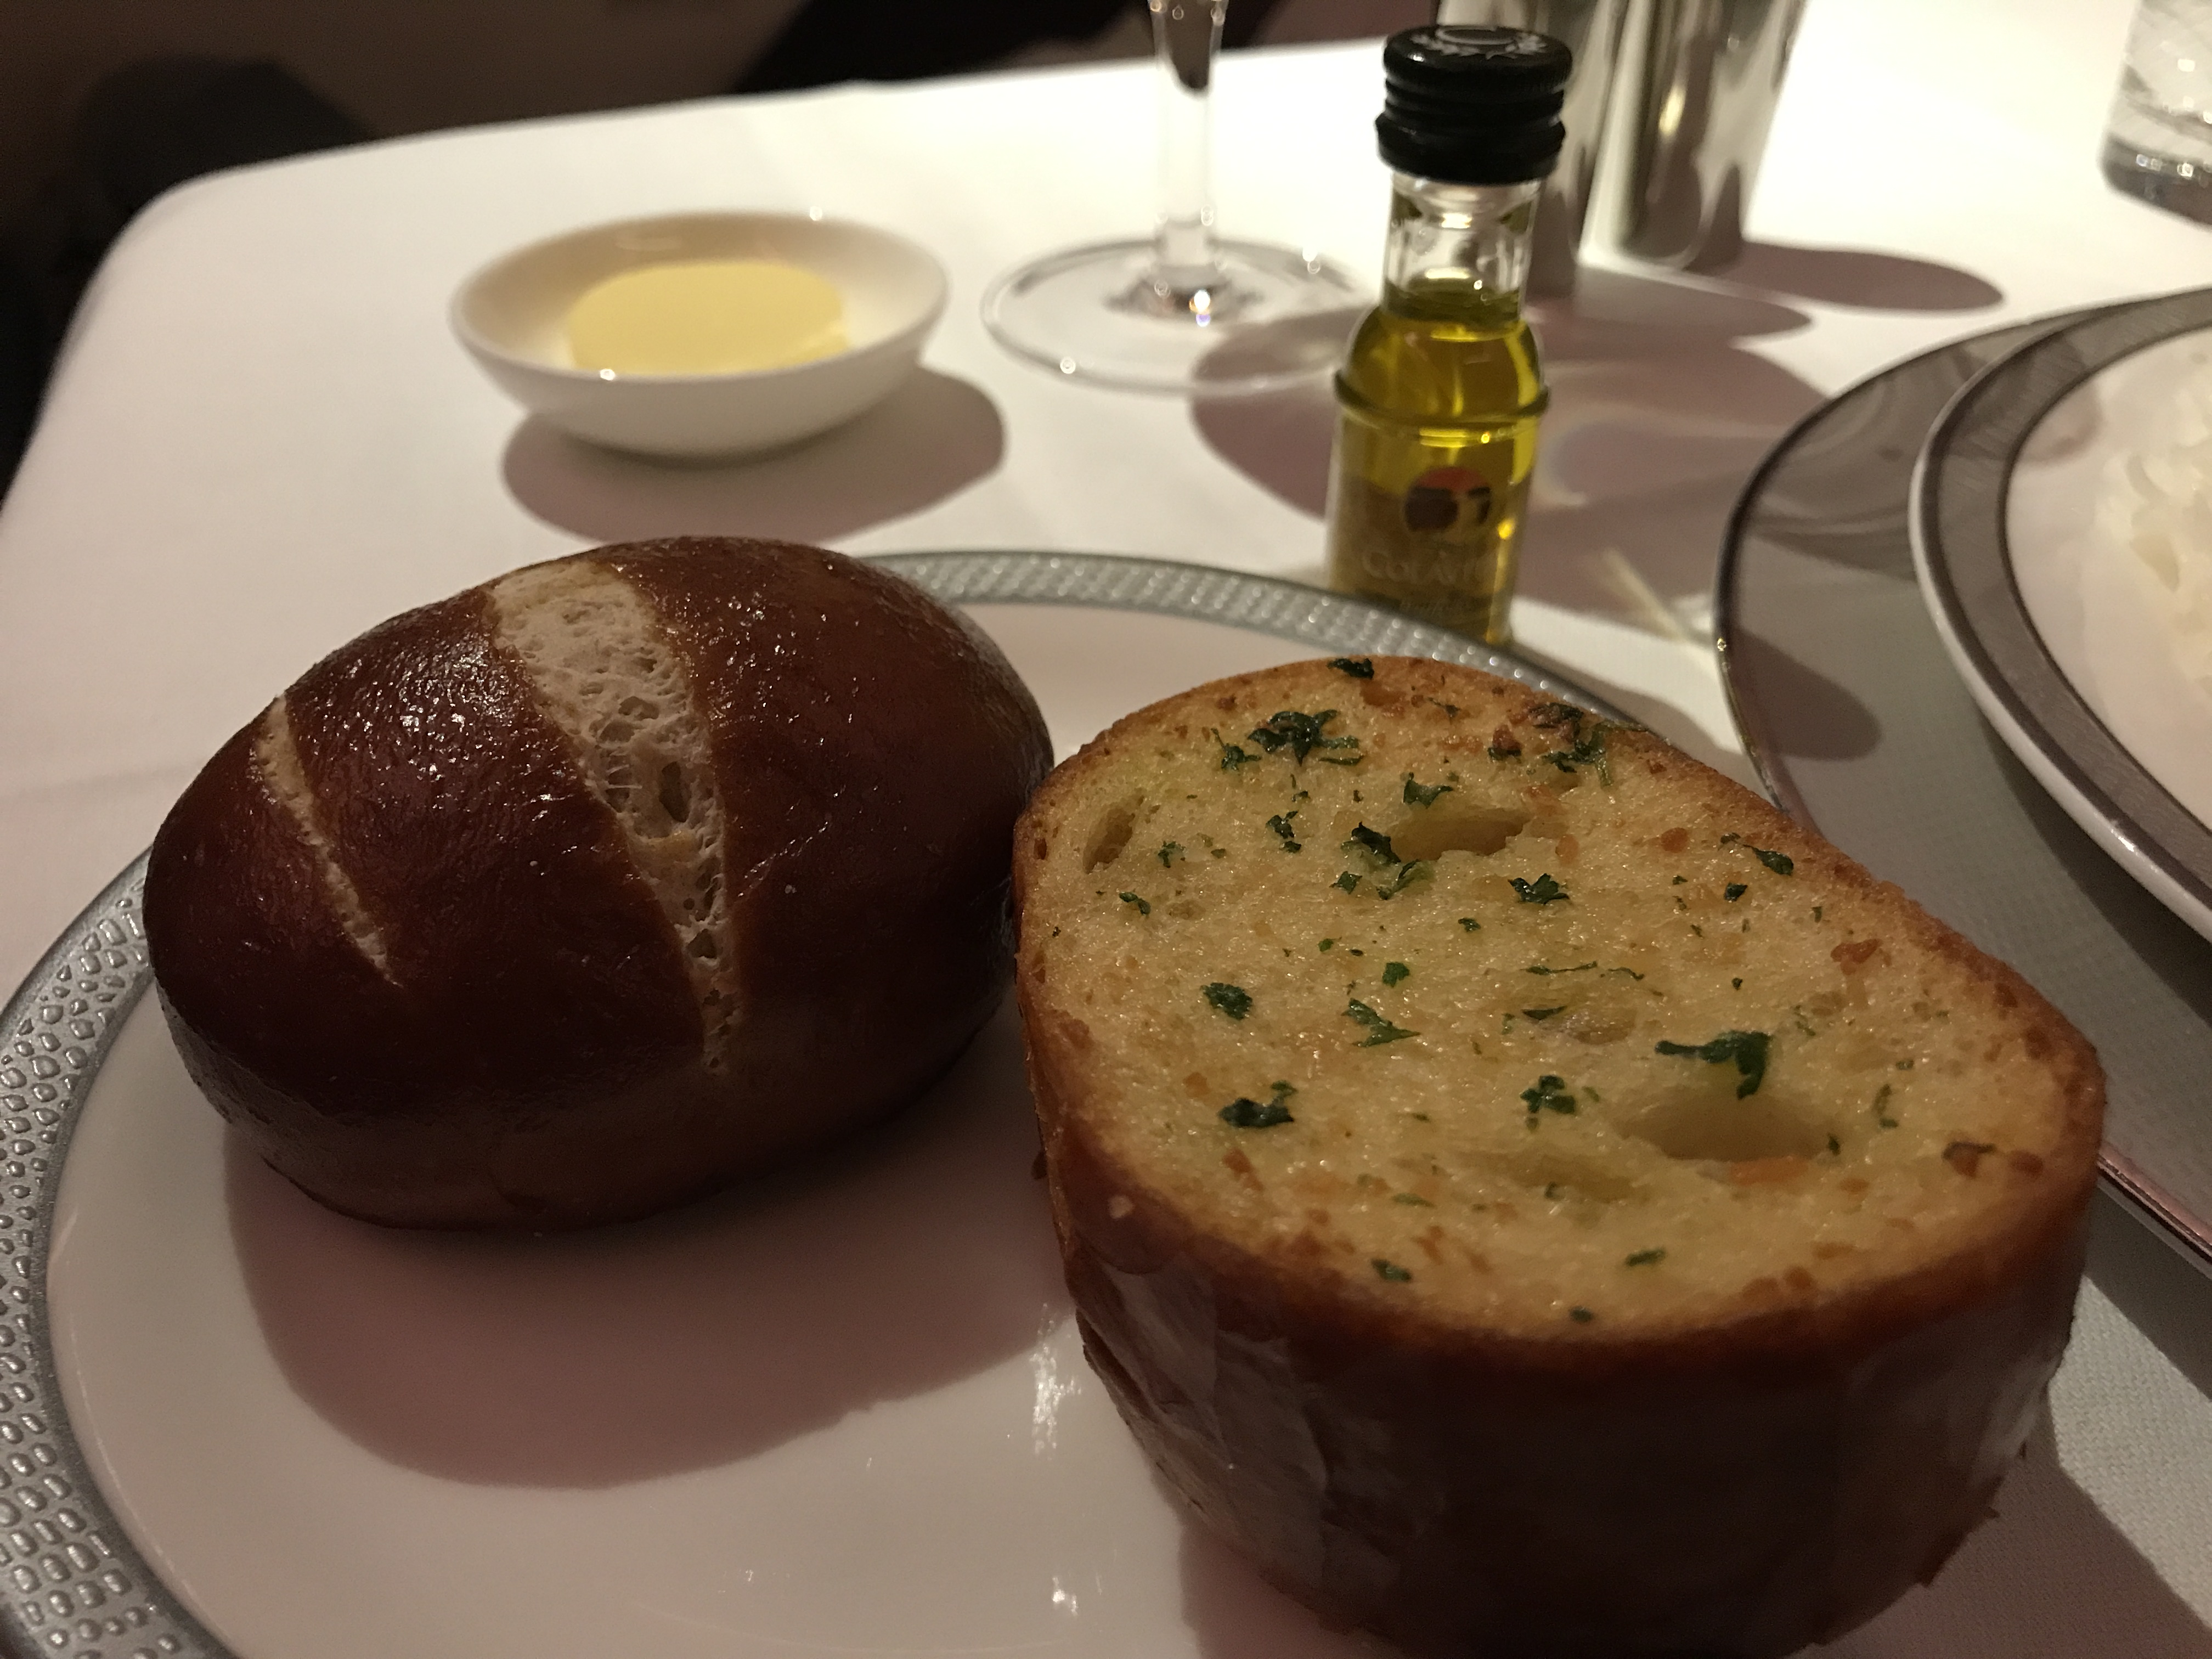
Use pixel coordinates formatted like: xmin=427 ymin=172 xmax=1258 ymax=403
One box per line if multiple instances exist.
xmin=1719 ymin=312 xmax=2212 ymax=1276
xmin=1911 ymin=286 xmax=2212 ymax=944
xmin=1 ymin=553 xmax=1616 ymax=1659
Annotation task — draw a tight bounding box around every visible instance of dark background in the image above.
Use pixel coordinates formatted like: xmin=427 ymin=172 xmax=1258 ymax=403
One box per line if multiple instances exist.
xmin=0 ymin=0 xmax=1424 ymax=499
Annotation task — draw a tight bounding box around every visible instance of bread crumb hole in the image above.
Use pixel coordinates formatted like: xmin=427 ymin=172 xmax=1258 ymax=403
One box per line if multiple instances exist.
xmin=1626 ymin=1087 xmax=1834 ymax=1163
xmin=1083 ymin=800 xmax=1140 ymax=871
xmin=1390 ymin=802 xmax=1531 ymax=861
xmin=658 ymin=761 xmax=691 ymax=824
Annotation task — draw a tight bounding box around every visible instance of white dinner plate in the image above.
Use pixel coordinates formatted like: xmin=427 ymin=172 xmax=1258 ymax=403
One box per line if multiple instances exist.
xmin=1910 ymin=287 xmax=2212 ymax=945
xmin=5 ymin=553 xmax=1612 ymax=1659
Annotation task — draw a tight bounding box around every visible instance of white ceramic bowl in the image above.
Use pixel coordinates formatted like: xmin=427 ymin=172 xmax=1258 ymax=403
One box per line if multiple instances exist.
xmin=452 ymin=211 xmax=948 ymax=460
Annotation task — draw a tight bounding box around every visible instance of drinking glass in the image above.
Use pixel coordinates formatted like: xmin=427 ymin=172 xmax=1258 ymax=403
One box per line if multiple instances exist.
xmin=981 ymin=0 xmax=1362 ymax=393
xmin=1609 ymin=0 xmax=1805 ymax=272
xmin=2103 ymin=0 xmax=2212 ymax=223
xmin=1435 ymin=0 xmax=1628 ymax=296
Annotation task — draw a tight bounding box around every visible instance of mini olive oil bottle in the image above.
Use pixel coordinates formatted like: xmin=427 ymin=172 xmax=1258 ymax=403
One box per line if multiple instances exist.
xmin=1324 ymin=27 xmax=1571 ymax=644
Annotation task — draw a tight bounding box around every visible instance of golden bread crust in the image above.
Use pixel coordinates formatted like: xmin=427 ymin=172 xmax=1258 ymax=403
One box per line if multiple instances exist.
xmin=1013 ymin=656 xmax=2102 ymax=1658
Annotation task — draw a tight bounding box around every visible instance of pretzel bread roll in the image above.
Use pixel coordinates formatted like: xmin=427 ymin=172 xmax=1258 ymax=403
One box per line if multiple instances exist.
xmin=145 ymin=538 xmax=1049 ymax=1229
xmin=1014 ymin=657 xmax=2102 ymax=1659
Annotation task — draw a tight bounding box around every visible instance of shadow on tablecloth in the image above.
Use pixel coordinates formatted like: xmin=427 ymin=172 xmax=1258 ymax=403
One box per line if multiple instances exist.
xmin=498 ymin=366 xmax=1003 ymax=548
xmin=1194 ymin=252 xmax=2005 ymax=642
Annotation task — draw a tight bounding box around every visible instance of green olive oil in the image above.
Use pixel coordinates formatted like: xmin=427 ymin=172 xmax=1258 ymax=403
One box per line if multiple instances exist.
xmin=1325 ymin=178 xmax=1549 ymax=645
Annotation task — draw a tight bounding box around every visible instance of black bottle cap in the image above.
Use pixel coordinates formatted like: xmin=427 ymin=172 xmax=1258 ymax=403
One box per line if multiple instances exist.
xmin=1377 ymin=26 xmax=1572 ymax=185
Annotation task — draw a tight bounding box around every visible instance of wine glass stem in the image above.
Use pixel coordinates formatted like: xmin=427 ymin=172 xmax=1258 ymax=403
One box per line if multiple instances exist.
xmin=1150 ymin=0 xmax=1228 ymax=294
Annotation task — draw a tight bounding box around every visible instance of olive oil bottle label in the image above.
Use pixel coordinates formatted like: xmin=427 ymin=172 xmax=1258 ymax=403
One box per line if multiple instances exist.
xmin=1324 ymin=407 xmax=1537 ymax=644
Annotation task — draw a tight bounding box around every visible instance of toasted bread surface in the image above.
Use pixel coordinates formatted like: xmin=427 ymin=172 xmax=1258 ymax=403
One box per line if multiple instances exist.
xmin=1018 ymin=656 xmax=2097 ymax=1345
xmin=1014 ymin=656 xmax=2102 ymax=1658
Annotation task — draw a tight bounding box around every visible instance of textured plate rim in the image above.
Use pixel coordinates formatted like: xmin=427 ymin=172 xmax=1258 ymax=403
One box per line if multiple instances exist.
xmin=1906 ymin=286 xmax=2212 ymax=944
xmin=0 ymin=550 xmax=1620 ymax=1659
xmin=1713 ymin=306 xmax=2112 ymax=819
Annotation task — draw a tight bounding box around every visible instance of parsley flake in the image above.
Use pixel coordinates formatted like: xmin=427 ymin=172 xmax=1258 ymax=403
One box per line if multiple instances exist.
xmin=1343 ymin=824 xmax=1400 ymax=865
xmin=1521 ymin=1006 xmax=1566 ymax=1020
xmin=1520 ymin=1074 xmax=1577 ymax=1114
xmin=1724 ymin=883 xmax=1748 ymax=901
xmin=1755 ymin=847 xmax=1795 ymax=876
xmin=1219 ymin=1096 xmax=1293 ymax=1128
xmin=1344 ymin=1000 xmax=1418 ymax=1046
xmin=1203 ymin=983 xmax=1252 ymax=1020
xmin=1527 ymin=705 xmax=1610 ymax=779
xmin=1458 ymin=916 xmax=1482 ymax=932
xmin=1266 ymin=811 xmax=1302 ymax=852
xmin=1319 ymin=938 xmax=1335 ymax=951
xmin=1248 ymin=709 xmax=1359 ymax=765
xmin=1624 ymin=1248 xmax=1667 ymax=1267
xmin=1511 ymin=873 xmax=1568 ymax=904
xmin=1382 ymin=858 xmax=1434 ymax=898
xmin=1568 ymin=1306 xmax=1596 ymax=1323
xmin=1526 ymin=961 xmax=1596 ymax=976
xmin=1402 ymin=774 xmax=1455 ymax=807
xmin=1373 ymin=1259 xmax=1413 ymax=1282
xmin=1333 ymin=871 xmax=1360 ymax=893
xmin=1118 ymin=891 xmax=1151 ymax=917
xmin=1382 ymin=961 xmax=1410 ymax=987
xmin=1654 ymin=1030 xmax=1771 ymax=1097
xmin=1328 ymin=657 xmax=1375 ymax=679
xmin=1541 ymin=730 xmax=1612 ymax=782
xmin=1158 ymin=842 xmax=1183 ymax=867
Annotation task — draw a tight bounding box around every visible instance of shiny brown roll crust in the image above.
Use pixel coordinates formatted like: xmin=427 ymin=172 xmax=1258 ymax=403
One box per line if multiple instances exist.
xmin=1013 ymin=657 xmax=2102 ymax=1659
xmin=146 ymin=537 xmax=1051 ymax=1229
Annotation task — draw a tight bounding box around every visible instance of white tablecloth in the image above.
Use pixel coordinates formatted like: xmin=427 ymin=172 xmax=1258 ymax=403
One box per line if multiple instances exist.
xmin=1 ymin=0 xmax=2208 ymax=1648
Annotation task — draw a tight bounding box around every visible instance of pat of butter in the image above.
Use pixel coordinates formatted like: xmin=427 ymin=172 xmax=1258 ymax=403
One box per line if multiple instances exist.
xmin=566 ymin=259 xmax=847 ymax=375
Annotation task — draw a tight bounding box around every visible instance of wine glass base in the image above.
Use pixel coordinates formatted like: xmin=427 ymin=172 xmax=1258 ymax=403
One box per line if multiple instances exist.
xmin=982 ymin=238 xmax=1364 ymax=394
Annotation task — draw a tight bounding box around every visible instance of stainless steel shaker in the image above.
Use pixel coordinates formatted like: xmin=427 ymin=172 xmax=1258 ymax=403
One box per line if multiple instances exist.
xmin=1435 ymin=0 xmax=1629 ymax=295
xmin=1609 ymin=0 xmax=1805 ymax=270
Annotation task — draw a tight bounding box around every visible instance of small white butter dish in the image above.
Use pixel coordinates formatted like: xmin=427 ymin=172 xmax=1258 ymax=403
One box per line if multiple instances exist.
xmin=452 ymin=211 xmax=947 ymax=460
